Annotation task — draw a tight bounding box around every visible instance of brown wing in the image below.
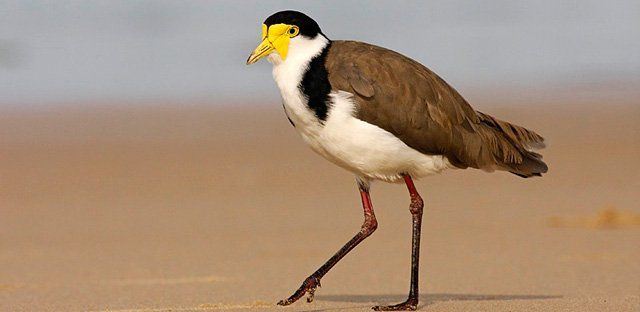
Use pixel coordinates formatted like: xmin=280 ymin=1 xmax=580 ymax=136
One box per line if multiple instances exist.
xmin=325 ymin=40 xmax=547 ymax=177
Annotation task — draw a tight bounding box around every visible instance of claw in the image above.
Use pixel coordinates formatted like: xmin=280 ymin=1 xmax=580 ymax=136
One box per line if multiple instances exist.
xmin=277 ymin=276 xmax=321 ymax=306
xmin=372 ymin=298 xmax=418 ymax=311
xmin=306 ymin=287 xmax=315 ymax=303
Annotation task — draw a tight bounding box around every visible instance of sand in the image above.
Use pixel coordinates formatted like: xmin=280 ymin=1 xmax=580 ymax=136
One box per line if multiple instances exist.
xmin=1 ymin=97 xmax=639 ymax=311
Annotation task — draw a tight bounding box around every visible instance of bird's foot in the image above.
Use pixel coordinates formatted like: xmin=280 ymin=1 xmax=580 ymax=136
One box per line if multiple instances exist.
xmin=277 ymin=276 xmax=321 ymax=306
xmin=372 ymin=297 xmax=418 ymax=311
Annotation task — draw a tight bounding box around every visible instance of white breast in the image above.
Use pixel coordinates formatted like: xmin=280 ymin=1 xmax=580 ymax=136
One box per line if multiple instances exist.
xmin=314 ymin=92 xmax=452 ymax=182
xmin=269 ymin=36 xmax=451 ymax=183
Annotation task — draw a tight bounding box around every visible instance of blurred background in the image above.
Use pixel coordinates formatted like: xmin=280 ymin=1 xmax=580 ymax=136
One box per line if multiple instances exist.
xmin=1 ymin=0 xmax=639 ymax=105
xmin=1 ymin=1 xmax=639 ymax=311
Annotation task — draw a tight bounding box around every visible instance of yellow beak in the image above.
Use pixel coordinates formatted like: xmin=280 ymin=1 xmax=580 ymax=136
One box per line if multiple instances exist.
xmin=246 ymin=37 xmax=275 ymax=65
xmin=246 ymin=23 xmax=295 ymax=65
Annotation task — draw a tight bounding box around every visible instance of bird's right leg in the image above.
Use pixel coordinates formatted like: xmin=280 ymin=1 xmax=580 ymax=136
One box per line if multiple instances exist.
xmin=277 ymin=178 xmax=378 ymax=306
xmin=372 ymin=174 xmax=423 ymax=311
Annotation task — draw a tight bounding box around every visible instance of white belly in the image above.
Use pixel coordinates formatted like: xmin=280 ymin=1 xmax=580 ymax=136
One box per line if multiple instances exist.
xmin=284 ymin=91 xmax=452 ymax=183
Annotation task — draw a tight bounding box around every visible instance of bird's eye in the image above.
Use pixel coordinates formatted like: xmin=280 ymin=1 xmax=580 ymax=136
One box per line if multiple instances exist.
xmin=288 ymin=26 xmax=299 ymax=37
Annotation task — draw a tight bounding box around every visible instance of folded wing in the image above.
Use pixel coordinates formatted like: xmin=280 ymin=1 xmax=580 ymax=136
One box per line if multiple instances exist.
xmin=325 ymin=40 xmax=547 ymax=177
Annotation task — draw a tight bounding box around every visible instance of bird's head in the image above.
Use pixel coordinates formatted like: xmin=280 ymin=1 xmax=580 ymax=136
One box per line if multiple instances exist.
xmin=246 ymin=10 xmax=326 ymax=65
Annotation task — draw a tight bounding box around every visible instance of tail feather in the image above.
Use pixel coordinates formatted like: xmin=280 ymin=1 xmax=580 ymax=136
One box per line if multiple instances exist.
xmin=476 ymin=111 xmax=545 ymax=150
xmin=475 ymin=111 xmax=548 ymax=178
xmin=509 ymin=151 xmax=548 ymax=178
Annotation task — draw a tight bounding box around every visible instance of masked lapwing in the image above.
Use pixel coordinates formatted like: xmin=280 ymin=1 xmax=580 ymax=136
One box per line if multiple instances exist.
xmin=246 ymin=10 xmax=547 ymax=311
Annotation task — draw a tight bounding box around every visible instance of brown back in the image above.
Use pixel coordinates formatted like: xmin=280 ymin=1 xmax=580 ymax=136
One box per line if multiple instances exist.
xmin=325 ymin=40 xmax=547 ymax=177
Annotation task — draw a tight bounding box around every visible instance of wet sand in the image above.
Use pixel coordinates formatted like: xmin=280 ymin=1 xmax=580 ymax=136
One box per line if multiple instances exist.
xmin=1 ymin=98 xmax=639 ymax=311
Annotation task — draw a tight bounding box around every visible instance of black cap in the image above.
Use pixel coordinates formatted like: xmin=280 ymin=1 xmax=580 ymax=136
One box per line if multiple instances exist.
xmin=264 ymin=10 xmax=323 ymax=38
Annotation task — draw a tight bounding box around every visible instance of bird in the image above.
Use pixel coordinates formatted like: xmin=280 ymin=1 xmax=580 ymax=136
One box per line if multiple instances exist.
xmin=246 ymin=10 xmax=547 ymax=311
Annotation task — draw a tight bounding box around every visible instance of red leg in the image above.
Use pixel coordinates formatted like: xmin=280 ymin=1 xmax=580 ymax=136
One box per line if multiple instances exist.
xmin=373 ymin=174 xmax=424 ymax=311
xmin=278 ymin=179 xmax=378 ymax=306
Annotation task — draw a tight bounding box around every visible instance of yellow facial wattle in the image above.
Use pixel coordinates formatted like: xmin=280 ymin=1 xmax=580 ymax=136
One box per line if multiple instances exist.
xmin=246 ymin=23 xmax=299 ymax=65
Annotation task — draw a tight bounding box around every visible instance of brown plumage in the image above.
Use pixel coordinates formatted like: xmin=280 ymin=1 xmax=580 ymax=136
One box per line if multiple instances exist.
xmin=325 ymin=40 xmax=547 ymax=177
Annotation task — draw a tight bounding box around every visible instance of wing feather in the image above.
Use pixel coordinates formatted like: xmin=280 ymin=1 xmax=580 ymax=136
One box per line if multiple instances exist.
xmin=325 ymin=40 xmax=547 ymax=177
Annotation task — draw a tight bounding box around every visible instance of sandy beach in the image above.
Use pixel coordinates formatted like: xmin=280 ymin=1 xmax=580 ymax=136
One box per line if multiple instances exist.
xmin=1 ymin=97 xmax=639 ymax=311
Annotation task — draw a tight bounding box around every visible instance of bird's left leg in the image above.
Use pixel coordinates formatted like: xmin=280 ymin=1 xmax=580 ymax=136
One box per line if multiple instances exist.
xmin=277 ymin=178 xmax=378 ymax=306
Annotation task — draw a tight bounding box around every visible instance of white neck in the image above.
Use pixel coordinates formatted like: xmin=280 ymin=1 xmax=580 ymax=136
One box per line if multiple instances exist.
xmin=268 ymin=35 xmax=330 ymax=132
xmin=268 ymin=35 xmax=330 ymax=93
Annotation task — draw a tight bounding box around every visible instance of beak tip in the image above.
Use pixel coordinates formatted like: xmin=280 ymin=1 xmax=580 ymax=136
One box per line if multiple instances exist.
xmin=246 ymin=55 xmax=256 ymax=65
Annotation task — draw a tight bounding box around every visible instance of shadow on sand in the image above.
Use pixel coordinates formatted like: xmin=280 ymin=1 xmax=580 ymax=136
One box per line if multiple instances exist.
xmin=303 ymin=293 xmax=562 ymax=311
